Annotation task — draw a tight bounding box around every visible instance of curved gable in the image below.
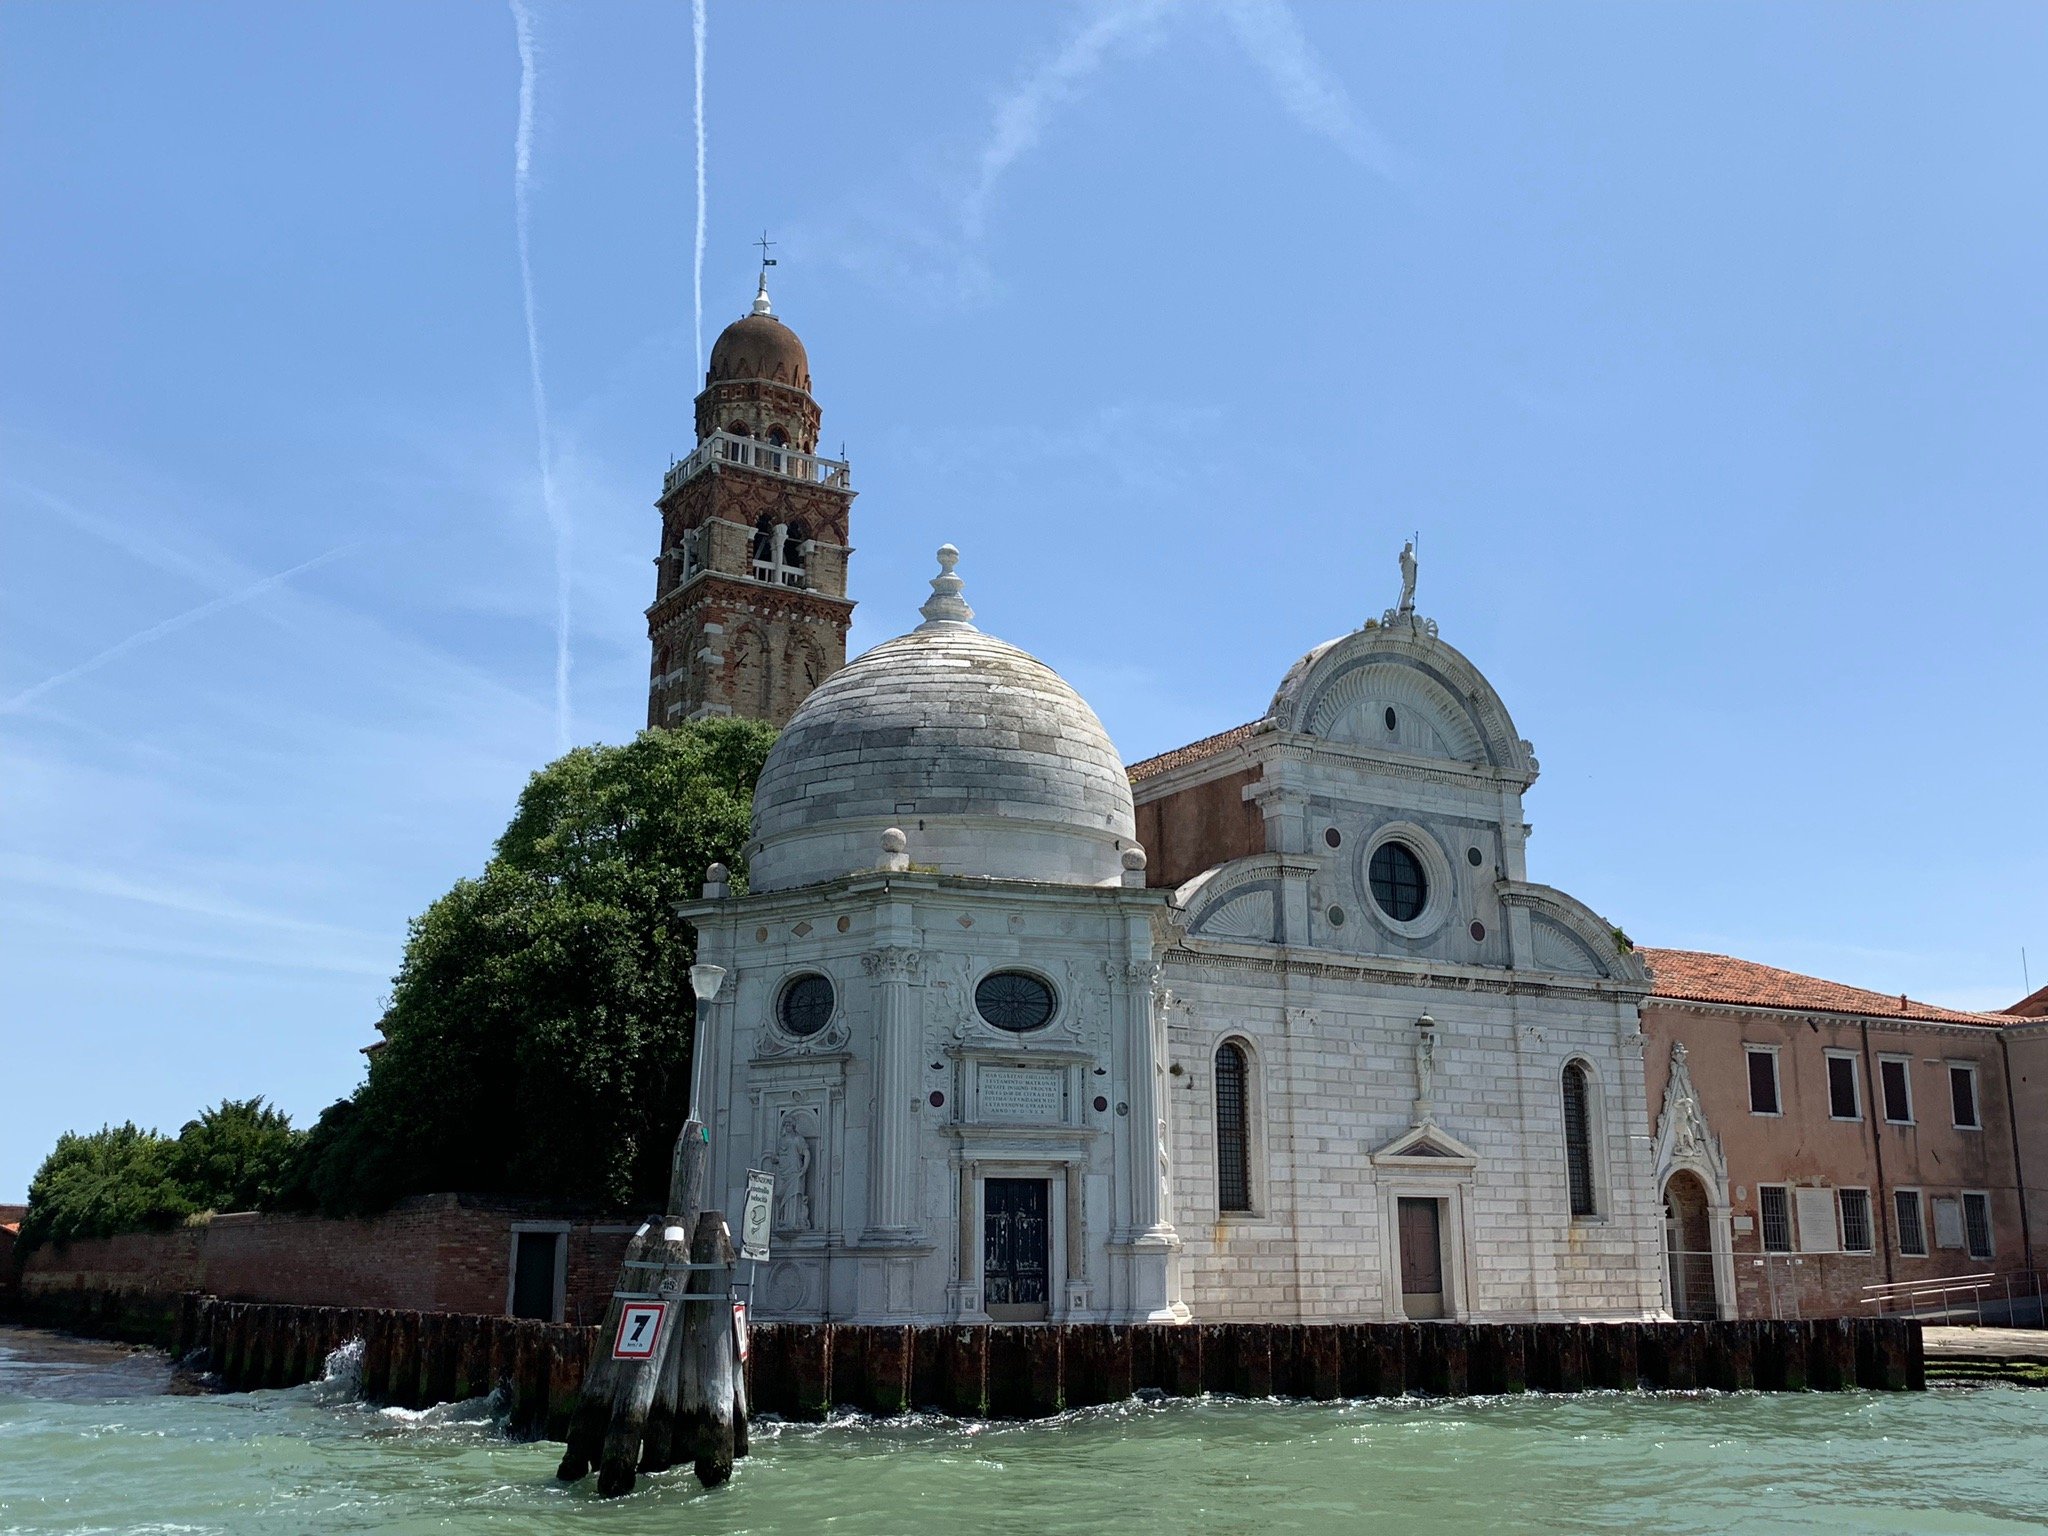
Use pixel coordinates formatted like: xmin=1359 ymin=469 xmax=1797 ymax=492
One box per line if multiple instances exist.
xmin=1267 ymin=623 xmax=1535 ymax=782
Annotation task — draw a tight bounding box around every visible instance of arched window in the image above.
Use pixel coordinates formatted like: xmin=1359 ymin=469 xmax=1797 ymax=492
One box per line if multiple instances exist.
xmin=752 ymin=515 xmax=776 ymax=565
xmin=1215 ymin=1042 xmax=1252 ymax=1214
xmin=1562 ymin=1061 xmax=1597 ymax=1217
xmin=782 ymin=519 xmax=808 ymax=570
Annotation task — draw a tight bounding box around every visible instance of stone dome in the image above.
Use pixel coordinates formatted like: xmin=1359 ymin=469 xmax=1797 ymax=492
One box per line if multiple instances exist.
xmin=748 ymin=547 xmax=1136 ymax=893
xmin=707 ymin=300 xmax=811 ymax=393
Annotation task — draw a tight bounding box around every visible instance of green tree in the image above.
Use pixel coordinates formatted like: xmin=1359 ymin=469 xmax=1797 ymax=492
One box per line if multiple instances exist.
xmin=168 ymin=1098 xmax=303 ymax=1213
xmin=19 ymin=1123 xmax=194 ymax=1248
xmin=281 ymin=719 xmax=774 ymax=1216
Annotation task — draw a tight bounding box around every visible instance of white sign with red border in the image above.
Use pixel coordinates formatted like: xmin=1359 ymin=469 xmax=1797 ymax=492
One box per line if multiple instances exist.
xmin=733 ymin=1301 xmax=749 ymax=1361
xmin=612 ymin=1300 xmax=668 ymax=1360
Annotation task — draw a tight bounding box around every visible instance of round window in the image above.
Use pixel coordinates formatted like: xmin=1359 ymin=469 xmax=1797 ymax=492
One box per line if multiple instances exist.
xmin=1327 ymin=905 xmax=1346 ymax=927
xmin=777 ymin=974 xmax=835 ymax=1037
xmin=1368 ymin=841 xmax=1429 ymax=923
xmin=975 ymin=971 xmax=1056 ymax=1032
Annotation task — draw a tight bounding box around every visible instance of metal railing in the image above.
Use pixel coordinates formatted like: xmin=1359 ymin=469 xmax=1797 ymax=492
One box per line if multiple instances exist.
xmin=1859 ymin=1269 xmax=2047 ymax=1329
xmin=664 ymin=432 xmax=851 ymax=495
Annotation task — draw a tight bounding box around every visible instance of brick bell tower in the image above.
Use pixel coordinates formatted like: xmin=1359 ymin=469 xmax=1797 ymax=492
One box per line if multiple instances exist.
xmin=646 ymin=267 xmax=855 ymax=728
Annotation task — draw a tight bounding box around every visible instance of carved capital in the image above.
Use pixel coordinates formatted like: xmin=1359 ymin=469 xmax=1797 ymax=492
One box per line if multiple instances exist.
xmin=862 ymin=946 xmax=925 ymax=981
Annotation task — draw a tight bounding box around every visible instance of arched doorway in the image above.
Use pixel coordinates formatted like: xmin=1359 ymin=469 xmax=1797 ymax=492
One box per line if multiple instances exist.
xmin=1664 ymin=1171 xmax=1718 ymax=1320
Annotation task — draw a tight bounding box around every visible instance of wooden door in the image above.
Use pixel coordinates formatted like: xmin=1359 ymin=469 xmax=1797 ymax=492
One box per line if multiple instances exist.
xmin=1398 ymin=1197 xmax=1444 ymax=1320
xmin=983 ymin=1178 xmax=1050 ymax=1322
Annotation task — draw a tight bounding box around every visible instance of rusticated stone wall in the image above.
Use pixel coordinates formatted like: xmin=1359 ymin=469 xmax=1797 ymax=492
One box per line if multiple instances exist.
xmin=168 ymin=1295 xmax=1922 ymax=1440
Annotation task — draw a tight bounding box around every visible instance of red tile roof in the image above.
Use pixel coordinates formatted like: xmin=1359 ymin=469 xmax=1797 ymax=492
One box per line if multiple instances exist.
xmin=1127 ymin=721 xmax=1261 ymax=784
xmin=2005 ymin=983 xmax=2048 ymax=1019
xmin=1641 ymin=948 xmax=2016 ymax=1027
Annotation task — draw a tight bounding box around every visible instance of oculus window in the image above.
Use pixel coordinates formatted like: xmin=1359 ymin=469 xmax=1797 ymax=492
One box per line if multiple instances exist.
xmin=976 ymin=972 xmax=1056 ymax=1033
xmin=777 ymin=974 xmax=835 ymax=1037
xmin=1368 ymin=841 xmax=1428 ymax=923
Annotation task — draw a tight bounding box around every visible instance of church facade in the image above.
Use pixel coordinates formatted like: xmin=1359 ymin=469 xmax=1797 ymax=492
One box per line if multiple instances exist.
xmin=662 ymin=290 xmax=1665 ymax=1323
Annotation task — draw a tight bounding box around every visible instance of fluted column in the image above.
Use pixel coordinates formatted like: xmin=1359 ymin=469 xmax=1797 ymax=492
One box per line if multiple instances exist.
xmin=861 ymin=945 xmax=924 ymax=1243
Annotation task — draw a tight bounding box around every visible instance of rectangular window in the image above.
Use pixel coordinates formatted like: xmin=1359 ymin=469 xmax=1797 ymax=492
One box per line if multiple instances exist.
xmin=1838 ymin=1188 xmax=1874 ymax=1253
xmin=1562 ymin=1063 xmax=1597 ymax=1218
xmin=1962 ymin=1192 xmax=1994 ymax=1261
xmin=1949 ymin=1064 xmax=1981 ymax=1129
xmin=1825 ymin=1052 xmax=1861 ymax=1121
xmin=1879 ymin=1056 xmax=1913 ymax=1124
xmin=1894 ymin=1190 xmax=1927 ymax=1257
xmin=1759 ymin=1185 xmax=1793 ymax=1253
xmin=1746 ymin=1047 xmax=1781 ymax=1115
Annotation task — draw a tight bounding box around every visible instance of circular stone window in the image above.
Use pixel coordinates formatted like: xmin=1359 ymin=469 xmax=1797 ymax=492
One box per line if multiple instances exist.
xmin=1327 ymin=905 xmax=1346 ymax=927
xmin=1324 ymin=826 xmax=1342 ymax=849
xmin=1467 ymin=846 xmax=1484 ymax=868
xmin=1368 ymin=841 xmax=1429 ymax=923
xmin=975 ymin=971 xmax=1056 ymax=1032
xmin=1384 ymin=706 xmax=1399 ymax=732
xmin=777 ymin=974 xmax=835 ymax=1037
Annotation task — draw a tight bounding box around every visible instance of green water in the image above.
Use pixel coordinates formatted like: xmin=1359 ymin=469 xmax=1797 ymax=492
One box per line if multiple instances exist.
xmin=3 ymin=1326 xmax=2045 ymax=1535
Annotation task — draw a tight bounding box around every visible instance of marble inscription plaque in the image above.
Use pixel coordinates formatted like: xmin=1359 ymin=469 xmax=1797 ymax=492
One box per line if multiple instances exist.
xmin=978 ymin=1065 xmax=1063 ymax=1123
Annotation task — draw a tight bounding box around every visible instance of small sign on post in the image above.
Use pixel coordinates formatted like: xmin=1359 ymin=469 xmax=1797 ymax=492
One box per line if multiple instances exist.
xmin=740 ymin=1170 xmax=775 ymax=1262
xmin=733 ymin=1301 xmax=749 ymax=1362
xmin=612 ymin=1301 xmax=668 ymax=1360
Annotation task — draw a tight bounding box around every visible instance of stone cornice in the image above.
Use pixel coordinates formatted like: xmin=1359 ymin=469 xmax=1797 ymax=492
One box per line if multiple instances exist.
xmin=676 ymin=869 xmax=1176 ymax=926
xmin=646 ymin=575 xmax=856 ymax=630
xmin=1164 ymin=936 xmax=1649 ymax=1006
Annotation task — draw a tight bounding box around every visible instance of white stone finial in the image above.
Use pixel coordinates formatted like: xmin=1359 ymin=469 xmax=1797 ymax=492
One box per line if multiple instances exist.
xmin=752 ymin=271 xmax=773 ymax=316
xmin=917 ymin=543 xmax=976 ymax=629
xmin=1120 ymin=845 xmax=1148 ymax=889
xmin=879 ymin=826 xmax=910 ymax=872
xmin=703 ymin=861 xmax=730 ymax=899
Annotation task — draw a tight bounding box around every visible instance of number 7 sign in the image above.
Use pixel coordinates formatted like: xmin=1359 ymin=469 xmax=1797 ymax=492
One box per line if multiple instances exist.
xmin=612 ymin=1301 xmax=668 ymax=1360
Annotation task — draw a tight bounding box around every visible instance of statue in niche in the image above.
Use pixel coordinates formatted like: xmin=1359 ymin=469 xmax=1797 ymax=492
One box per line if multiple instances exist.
xmin=764 ymin=1115 xmax=813 ymax=1232
xmin=1397 ymin=540 xmax=1418 ymax=615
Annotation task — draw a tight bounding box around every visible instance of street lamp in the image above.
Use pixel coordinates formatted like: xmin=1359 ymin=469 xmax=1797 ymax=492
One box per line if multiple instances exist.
xmin=687 ymin=964 xmax=727 ymax=1123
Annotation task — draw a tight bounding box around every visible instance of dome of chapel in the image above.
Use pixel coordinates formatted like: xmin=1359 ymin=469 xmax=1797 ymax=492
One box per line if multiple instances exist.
xmin=746 ymin=547 xmax=1136 ymax=894
xmin=705 ymin=280 xmax=812 ymax=392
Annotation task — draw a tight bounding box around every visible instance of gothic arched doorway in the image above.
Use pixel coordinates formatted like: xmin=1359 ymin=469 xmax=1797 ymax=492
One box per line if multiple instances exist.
xmin=1664 ymin=1170 xmax=1718 ymax=1320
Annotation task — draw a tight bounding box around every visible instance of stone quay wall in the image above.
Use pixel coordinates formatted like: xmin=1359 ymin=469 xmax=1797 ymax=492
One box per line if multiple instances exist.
xmin=163 ymin=1295 xmax=1922 ymax=1437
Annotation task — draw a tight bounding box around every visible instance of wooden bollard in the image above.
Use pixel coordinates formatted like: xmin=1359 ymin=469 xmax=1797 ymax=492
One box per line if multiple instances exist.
xmin=681 ymin=1212 xmax=741 ymax=1489
xmin=595 ymin=1219 xmax=695 ymax=1497
xmin=547 ymin=1328 xmax=586 ymax=1442
xmin=556 ymin=1221 xmax=658 ymax=1481
xmin=866 ymin=1326 xmax=912 ymax=1417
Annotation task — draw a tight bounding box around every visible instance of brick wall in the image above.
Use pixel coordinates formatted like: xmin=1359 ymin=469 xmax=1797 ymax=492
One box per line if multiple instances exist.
xmin=13 ymin=1195 xmax=635 ymax=1324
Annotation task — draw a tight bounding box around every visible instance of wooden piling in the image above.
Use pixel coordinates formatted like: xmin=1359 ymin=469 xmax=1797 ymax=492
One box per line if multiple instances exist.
xmin=681 ymin=1212 xmax=740 ymax=1489
xmin=555 ymin=1220 xmax=656 ymax=1481
xmin=594 ymin=1218 xmax=695 ymax=1497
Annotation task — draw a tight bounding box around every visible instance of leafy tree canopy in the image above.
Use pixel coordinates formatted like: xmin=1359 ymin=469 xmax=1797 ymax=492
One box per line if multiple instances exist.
xmin=21 ymin=1123 xmax=194 ymax=1248
xmin=168 ymin=1098 xmax=303 ymax=1214
xmin=280 ymin=719 xmax=774 ymax=1217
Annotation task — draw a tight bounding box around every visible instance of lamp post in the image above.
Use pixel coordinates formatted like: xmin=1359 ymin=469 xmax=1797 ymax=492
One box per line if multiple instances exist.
xmin=687 ymin=962 xmax=727 ymax=1125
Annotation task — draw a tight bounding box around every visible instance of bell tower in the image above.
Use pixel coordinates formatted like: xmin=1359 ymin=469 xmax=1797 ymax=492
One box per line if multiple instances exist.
xmin=646 ymin=268 xmax=855 ymax=729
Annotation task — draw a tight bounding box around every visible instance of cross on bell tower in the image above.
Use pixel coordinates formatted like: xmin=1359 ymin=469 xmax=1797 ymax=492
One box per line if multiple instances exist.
xmin=645 ymin=256 xmax=856 ymax=728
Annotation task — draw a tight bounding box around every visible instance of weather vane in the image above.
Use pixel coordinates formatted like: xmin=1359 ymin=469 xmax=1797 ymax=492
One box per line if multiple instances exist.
xmin=754 ymin=231 xmax=777 ymax=273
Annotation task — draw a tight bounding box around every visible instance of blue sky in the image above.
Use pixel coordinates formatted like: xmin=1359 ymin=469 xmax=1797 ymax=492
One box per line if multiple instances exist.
xmin=3 ymin=1 xmax=2044 ymax=1199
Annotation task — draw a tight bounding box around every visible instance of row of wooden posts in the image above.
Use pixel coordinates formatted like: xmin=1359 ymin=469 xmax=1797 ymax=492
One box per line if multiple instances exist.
xmin=175 ymin=1294 xmax=1925 ymax=1418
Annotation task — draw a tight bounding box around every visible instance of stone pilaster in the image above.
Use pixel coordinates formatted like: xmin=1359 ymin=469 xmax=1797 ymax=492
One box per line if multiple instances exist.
xmin=860 ymin=945 xmax=924 ymax=1244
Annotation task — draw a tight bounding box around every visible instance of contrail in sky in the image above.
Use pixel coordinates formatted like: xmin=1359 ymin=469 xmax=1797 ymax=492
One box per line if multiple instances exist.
xmin=693 ymin=0 xmax=708 ymax=379
xmin=511 ymin=0 xmax=572 ymax=754
xmin=2 ymin=546 xmax=355 ymax=714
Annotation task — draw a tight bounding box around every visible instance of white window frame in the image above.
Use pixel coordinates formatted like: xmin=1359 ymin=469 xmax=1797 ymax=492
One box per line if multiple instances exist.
xmin=1961 ymin=1190 xmax=1995 ymax=1261
xmin=1758 ymin=1183 xmax=1794 ymax=1253
xmin=1893 ymin=1187 xmax=1928 ymax=1257
xmin=1947 ymin=1061 xmax=1982 ymax=1131
xmin=1823 ymin=1049 xmax=1862 ymax=1122
xmin=1836 ymin=1186 xmax=1874 ymax=1254
xmin=1745 ymin=1044 xmax=1783 ymax=1117
xmin=1877 ymin=1053 xmax=1915 ymax=1125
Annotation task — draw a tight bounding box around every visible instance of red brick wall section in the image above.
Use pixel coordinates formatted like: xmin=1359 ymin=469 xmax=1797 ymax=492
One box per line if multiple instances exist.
xmin=1137 ymin=769 xmax=1265 ymax=891
xmin=15 ymin=1196 xmax=635 ymax=1320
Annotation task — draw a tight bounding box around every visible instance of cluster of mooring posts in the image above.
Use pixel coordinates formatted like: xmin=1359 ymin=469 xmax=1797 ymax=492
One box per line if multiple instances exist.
xmin=556 ymin=963 xmax=755 ymax=1497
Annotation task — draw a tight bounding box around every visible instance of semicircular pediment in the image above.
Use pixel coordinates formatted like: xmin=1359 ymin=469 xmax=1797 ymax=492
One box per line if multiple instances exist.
xmin=1303 ymin=660 xmax=1487 ymax=762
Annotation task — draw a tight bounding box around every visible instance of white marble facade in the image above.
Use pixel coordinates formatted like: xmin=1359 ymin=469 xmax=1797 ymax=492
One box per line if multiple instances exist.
xmin=679 ymin=549 xmax=1667 ymax=1324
